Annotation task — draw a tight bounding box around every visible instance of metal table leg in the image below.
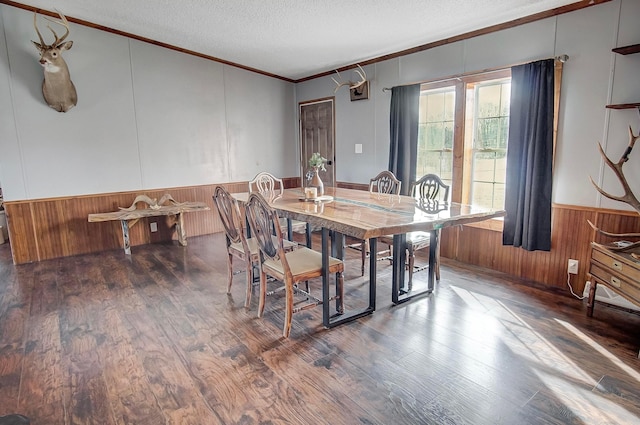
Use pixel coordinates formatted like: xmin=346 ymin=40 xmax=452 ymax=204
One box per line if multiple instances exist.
xmin=323 ymin=228 xmax=376 ymax=328
xmin=392 ymin=230 xmax=437 ymax=304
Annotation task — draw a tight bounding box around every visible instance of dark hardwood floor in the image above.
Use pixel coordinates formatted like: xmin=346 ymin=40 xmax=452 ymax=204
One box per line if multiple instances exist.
xmin=0 ymin=232 xmax=639 ymax=425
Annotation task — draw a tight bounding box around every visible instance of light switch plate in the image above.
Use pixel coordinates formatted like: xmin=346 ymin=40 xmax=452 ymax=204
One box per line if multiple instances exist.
xmin=355 ymin=144 xmax=363 ymax=154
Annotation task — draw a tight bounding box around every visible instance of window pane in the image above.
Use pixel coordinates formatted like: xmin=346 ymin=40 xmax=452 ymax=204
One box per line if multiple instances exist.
xmin=416 ymin=151 xmax=452 ymax=182
xmin=444 ymin=121 xmax=454 ymax=150
xmin=417 ymin=72 xmax=511 ymax=209
xmin=444 ymin=90 xmax=455 ymax=121
xmin=498 ymin=116 xmax=509 ymax=148
xmin=425 ymin=122 xmax=444 ymax=149
xmin=477 ymin=84 xmax=502 ymax=118
xmin=494 ymin=153 xmax=507 ymax=183
xmin=471 ymin=182 xmax=494 ymax=209
xmin=473 ymin=151 xmax=497 ymax=182
xmin=417 ymin=86 xmax=455 ymax=179
xmin=475 ymin=117 xmax=501 ymax=149
xmin=493 ymin=183 xmax=505 ymax=208
xmin=469 ymin=78 xmax=510 ymax=209
xmin=501 ymin=83 xmax=511 ymax=115
xmin=471 ymin=181 xmax=505 ymax=209
xmin=426 ymin=92 xmax=444 ymax=121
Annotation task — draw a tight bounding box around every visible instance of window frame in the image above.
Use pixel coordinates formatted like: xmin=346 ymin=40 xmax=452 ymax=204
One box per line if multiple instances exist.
xmin=419 ymin=69 xmax=511 ymax=209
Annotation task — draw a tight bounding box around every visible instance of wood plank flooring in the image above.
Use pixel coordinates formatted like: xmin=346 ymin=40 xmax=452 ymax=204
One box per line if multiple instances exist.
xmin=1 ymin=232 xmax=639 ymax=425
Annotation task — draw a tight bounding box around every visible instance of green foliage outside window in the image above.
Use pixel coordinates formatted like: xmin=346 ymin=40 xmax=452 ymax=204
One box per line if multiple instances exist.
xmin=416 ymin=77 xmax=511 ymax=210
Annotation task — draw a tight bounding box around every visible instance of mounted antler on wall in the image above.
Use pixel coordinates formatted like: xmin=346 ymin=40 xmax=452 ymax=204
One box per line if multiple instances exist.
xmin=332 ymin=64 xmax=369 ymax=101
xmin=588 ymin=124 xmax=640 ymax=251
xmin=32 ymin=10 xmax=78 ymax=112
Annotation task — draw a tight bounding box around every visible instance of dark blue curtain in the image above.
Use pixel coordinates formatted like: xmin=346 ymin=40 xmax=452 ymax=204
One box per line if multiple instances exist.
xmin=388 ymin=84 xmax=420 ymax=196
xmin=503 ymin=59 xmax=554 ymax=251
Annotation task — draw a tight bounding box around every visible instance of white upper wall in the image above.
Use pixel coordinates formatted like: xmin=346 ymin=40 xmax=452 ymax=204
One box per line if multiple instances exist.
xmin=0 ymin=5 xmax=297 ymax=201
xmin=296 ymin=0 xmax=640 ymax=210
xmin=2 ymin=1 xmax=638 ymax=211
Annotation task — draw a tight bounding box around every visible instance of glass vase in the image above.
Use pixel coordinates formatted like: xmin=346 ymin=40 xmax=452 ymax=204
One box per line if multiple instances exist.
xmin=309 ymin=166 xmax=324 ymax=196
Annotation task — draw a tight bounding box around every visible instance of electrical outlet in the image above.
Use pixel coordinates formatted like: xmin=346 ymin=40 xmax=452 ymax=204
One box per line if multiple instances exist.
xmin=567 ymin=259 xmax=578 ymax=274
xmin=150 ymin=222 xmax=158 ymax=232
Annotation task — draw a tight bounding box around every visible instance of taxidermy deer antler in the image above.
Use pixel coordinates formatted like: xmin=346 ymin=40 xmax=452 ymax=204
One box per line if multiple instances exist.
xmin=332 ymin=64 xmax=367 ymax=93
xmin=588 ymin=125 xmax=640 ymax=251
xmin=32 ymin=10 xmax=78 ymax=112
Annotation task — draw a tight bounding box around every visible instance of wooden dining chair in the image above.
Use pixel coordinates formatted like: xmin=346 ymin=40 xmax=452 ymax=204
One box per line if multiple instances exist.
xmin=248 ymin=172 xmax=308 ymax=243
xmin=245 ymin=192 xmax=344 ymax=338
xmin=213 ymin=185 xmax=295 ymax=309
xmin=379 ymin=173 xmax=450 ymax=289
xmin=347 ymin=170 xmax=402 ymax=275
xmin=213 ymin=185 xmax=255 ymax=308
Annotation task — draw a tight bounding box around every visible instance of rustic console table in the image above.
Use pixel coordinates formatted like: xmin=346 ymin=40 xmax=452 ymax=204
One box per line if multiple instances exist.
xmin=88 ymin=194 xmax=209 ymax=254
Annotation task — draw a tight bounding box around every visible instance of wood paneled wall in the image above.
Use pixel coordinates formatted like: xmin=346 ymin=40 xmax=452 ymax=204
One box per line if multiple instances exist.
xmin=3 ymin=178 xmax=300 ymax=265
xmin=4 ymin=180 xmax=637 ymax=296
xmin=335 ymin=182 xmax=640 ymax=294
xmin=441 ymin=205 xmax=640 ymax=294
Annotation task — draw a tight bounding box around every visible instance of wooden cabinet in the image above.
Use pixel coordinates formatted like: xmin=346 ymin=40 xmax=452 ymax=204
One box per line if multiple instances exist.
xmin=588 ymin=242 xmax=640 ymax=316
xmin=588 ymin=243 xmax=640 ymax=358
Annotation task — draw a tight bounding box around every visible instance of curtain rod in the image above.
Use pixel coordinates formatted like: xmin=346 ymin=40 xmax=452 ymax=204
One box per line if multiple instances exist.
xmin=381 ymin=54 xmax=569 ymax=92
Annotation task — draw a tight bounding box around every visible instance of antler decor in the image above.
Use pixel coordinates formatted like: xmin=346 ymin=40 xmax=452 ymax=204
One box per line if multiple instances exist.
xmin=332 ymin=65 xmax=369 ymax=100
xmin=32 ymin=10 xmax=77 ymax=112
xmin=119 ymin=194 xmax=184 ymax=211
xmin=588 ymin=124 xmax=640 ymax=251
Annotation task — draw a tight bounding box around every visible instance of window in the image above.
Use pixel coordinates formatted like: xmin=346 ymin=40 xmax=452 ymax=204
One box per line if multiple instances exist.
xmin=416 ymin=86 xmax=455 ymax=187
xmin=416 ymin=70 xmax=511 ymax=209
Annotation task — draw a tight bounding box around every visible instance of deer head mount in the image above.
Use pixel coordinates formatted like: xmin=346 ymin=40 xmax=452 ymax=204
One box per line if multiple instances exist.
xmin=332 ymin=64 xmax=369 ymax=101
xmin=32 ymin=11 xmax=78 ymax=112
xmin=588 ymin=124 xmax=640 ymax=251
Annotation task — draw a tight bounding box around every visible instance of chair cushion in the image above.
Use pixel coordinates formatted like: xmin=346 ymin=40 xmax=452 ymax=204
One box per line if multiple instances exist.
xmin=229 ymin=237 xmax=296 ymax=258
xmin=379 ymin=231 xmax=431 ymax=250
xmin=404 ymin=231 xmax=431 ymax=251
xmin=278 ymin=217 xmax=307 ymax=233
xmin=263 ymin=247 xmax=342 ymax=277
xmin=229 ymin=238 xmax=259 ymax=257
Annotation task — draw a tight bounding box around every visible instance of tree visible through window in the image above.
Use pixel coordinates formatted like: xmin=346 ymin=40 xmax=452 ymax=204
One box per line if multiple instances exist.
xmin=416 ymin=70 xmax=511 ymax=209
xmin=467 ymin=78 xmax=511 ymax=209
xmin=416 ymin=87 xmax=455 ymax=188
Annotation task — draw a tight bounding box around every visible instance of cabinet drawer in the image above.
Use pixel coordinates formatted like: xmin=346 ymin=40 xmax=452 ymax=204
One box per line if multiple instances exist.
xmin=590 ymin=262 xmax=640 ymax=307
xmin=592 ymin=249 xmax=640 ymax=283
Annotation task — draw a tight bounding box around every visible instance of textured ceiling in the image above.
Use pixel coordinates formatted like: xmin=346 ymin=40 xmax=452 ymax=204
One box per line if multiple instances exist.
xmin=8 ymin=0 xmax=584 ymax=80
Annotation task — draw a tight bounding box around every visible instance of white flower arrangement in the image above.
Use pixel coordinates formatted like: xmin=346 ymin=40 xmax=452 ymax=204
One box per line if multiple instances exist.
xmin=308 ymin=152 xmax=327 ymax=171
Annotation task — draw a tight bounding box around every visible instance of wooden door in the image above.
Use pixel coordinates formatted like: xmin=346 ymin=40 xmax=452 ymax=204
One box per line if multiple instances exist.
xmin=299 ymin=98 xmax=335 ymax=188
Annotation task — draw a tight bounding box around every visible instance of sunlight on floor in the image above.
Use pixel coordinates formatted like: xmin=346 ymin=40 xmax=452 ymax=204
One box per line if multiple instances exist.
xmin=555 ymin=319 xmax=640 ymax=383
xmin=447 ymin=285 xmax=640 ymax=423
xmin=533 ymin=368 xmax=638 ymax=424
xmin=450 ymin=285 xmax=596 ymax=388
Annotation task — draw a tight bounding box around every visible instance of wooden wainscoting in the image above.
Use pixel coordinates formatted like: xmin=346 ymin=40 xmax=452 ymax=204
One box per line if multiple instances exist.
xmin=4 ymin=180 xmax=637 ymax=296
xmin=337 ymin=181 xmax=639 ymax=294
xmin=3 ymin=178 xmax=301 ymax=265
xmin=443 ymin=204 xmax=640 ymax=294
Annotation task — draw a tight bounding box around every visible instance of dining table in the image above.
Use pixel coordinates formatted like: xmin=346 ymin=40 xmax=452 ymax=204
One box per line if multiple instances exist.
xmin=233 ymin=186 xmax=505 ymax=328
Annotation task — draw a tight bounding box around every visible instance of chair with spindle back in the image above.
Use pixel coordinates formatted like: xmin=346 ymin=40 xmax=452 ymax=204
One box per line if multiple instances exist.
xmin=245 ymin=192 xmax=344 ymax=338
xmin=213 ymin=185 xmax=295 ymax=309
xmin=346 ymin=170 xmax=402 ymax=275
xmin=379 ymin=173 xmax=450 ymax=289
xmin=213 ymin=185 xmax=255 ymax=308
xmin=248 ymin=172 xmax=309 ymax=244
